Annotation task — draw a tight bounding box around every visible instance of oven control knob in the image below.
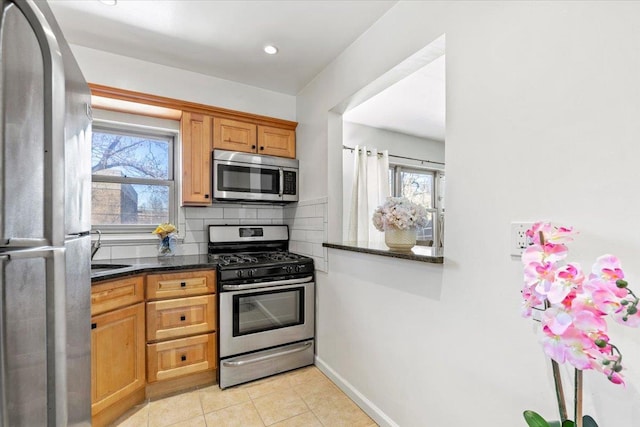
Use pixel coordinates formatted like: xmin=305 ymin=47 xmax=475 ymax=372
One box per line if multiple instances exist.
xmin=248 ymin=269 xmax=256 ymax=277
xmin=236 ymin=270 xmax=243 ymax=278
xmin=296 ymin=265 xmax=304 ymax=272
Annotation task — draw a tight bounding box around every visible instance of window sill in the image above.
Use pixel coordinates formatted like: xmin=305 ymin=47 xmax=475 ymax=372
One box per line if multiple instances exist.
xmin=322 ymin=241 xmax=444 ymax=264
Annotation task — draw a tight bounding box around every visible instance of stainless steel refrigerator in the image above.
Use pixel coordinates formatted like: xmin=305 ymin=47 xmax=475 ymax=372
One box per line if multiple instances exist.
xmin=0 ymin=0 xmax=92 ymax=425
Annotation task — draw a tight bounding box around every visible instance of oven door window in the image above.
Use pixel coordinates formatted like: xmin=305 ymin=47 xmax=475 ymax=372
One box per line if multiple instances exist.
xmin=233 ymin=287 xmax=304 ymax=336
xmin=217 ymin=164 xmax=279 ymax=194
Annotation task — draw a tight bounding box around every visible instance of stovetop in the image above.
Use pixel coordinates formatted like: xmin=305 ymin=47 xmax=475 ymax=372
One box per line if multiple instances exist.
xmin=209 ymin=251 xmax=308 ymax=267
xmin=208 ymin=225 xmax=314 ymax=285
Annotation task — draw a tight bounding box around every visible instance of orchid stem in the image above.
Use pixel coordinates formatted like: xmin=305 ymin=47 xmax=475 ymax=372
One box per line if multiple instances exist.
xmin=575 ymin=369 xmax=583 ymax=427
xmin=552 ymin=360 xmax=568 ymax=422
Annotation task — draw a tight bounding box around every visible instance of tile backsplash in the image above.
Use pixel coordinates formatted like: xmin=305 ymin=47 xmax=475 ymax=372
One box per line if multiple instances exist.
xmin=95 ymin=198 xmax=328 ymax=272
xmin=284 ymin=197 xmax=328 ymax=272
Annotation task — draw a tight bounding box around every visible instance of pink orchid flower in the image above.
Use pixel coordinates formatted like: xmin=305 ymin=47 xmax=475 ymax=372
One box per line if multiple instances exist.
xmin=522 ymin=243 xmax=568 ymax=265
xmin=522 ymin=223 xmax=640 ymax=385
xmin=541 ymin=325 xmax=594 ymax=370
xmin=547 ymin=263 xmax=584 ymax=304
xmin=526 ymin=222 xmax=575 ymax=245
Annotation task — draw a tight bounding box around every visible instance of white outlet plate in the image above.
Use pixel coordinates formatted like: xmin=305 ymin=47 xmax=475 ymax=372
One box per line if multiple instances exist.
xmin=510 ymin=222 xmax=534 ymax=257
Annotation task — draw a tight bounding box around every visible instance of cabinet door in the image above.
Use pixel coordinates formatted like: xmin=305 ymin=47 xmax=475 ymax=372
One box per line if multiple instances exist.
xmin=147 ymin=333 xmax=216 ymax=382
xmin=146 ymin=294 xmax=216 ymax=341
xmin=181 ymin=112 xmax=212 ymax=205
xmin=213 ymin=117 xmax=257 ymax=153
xmin=258 ymin=125 xmax=296 ymax=158
xmin=147 ymin=269 xmax=216 ymax=300
xmin=91 ymin=302 xmax=146 ymax=416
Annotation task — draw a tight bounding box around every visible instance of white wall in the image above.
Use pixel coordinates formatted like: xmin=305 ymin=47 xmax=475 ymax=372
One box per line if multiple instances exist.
xmin=297 ymin=1 xmax=640 ymax=426
xmin=70 ymin=44 xmax=296 ymax=121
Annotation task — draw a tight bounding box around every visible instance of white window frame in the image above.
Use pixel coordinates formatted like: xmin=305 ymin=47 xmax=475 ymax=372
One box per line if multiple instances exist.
xmin=389 ymin=163 xmax=444 ymax=247
xmin=91 ymin=109 xmax=180 ymax=236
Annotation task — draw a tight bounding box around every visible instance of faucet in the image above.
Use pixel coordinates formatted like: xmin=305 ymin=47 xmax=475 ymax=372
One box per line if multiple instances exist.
xmin=91 ymin=230 xmax=102 ymax=260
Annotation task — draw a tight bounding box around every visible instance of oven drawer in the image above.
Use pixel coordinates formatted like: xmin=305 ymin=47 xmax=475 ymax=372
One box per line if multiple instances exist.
xmin=147 ymin=295 xmax=216 ymax=341
xmin=146 ymin=270 xmax=216 ymax=300
xmin=147 ymin=333 xmax=216 ymax=382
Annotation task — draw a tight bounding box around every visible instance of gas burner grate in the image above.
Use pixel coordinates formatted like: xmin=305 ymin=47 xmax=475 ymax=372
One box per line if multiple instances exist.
xmin=265 ymin=252 xmax=303 ymax=261
xmin=216 ymin=254 xmax=259 ymax=265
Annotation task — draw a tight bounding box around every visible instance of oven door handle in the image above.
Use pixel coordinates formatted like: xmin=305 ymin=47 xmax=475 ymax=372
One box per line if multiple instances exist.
xmin=222 ymin=341 xmax=312 ymax=367
xmin=222 ymin=276 xmax=313 ymax=291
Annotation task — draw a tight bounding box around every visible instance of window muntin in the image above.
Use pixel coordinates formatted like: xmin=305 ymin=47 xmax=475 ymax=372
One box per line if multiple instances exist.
xmin=91 ymin=126 xmax=176 ymax=230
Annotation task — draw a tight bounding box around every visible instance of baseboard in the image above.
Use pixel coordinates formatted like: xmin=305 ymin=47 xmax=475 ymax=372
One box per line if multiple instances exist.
xmin=314 ymin=356 xmax=399 ymax=427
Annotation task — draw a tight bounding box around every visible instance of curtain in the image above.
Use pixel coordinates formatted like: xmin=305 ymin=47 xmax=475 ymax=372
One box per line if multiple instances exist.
xmin=347 ymin=145 xmax=390 ymax=243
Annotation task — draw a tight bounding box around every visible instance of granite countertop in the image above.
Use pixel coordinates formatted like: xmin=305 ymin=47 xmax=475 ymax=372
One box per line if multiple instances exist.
xmin=323 ymin=241 xmax=444 ymax=264
xmin=91 ymin=254 xmax=217 ymax=283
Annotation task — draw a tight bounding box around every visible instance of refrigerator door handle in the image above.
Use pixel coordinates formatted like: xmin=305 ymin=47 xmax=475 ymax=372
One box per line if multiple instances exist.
xmin=4 ymin=237 xmax=49 ymax=247
xmin=0 ymin=255 xmax=6 ymax=427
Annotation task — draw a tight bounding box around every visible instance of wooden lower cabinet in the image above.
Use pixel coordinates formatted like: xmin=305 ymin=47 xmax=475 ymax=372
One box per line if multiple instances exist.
xmin=91 ymin=301 xmax=146 ymax=427
xmin=91 ymin=268 xmax=217 ymax=424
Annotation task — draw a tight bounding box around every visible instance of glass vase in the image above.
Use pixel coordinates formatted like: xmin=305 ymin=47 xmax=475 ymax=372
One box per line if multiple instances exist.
xmin=157 ymin=234 xmax=177 ymax=257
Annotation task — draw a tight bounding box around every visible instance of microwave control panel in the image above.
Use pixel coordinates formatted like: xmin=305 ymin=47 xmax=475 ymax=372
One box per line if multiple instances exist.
xmin=283 ymin=171 xmax=297 ymax=195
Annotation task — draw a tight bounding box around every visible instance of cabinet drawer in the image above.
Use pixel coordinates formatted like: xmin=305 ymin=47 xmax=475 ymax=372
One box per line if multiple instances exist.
xmin=147 ymin=333 xmax=216 ymax=382
xmin=147 ymin=295 xmax=216 ymax=341
xmin=146 ymin=270 xmax=215 ymax=300
xmin=91 ymin=276 xmax=144 ymax=316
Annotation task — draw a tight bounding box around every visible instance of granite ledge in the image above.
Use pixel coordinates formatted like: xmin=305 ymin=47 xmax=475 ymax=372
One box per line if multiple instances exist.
xmin=323 ymin=241 xmax=444 ymax=264
xmin=91 ymin=254 xmax=216 ymax=283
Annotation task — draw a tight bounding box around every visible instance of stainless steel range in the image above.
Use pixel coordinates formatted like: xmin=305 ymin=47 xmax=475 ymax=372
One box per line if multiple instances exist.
xmin=209 ymin=225 xmax=315 ymax=389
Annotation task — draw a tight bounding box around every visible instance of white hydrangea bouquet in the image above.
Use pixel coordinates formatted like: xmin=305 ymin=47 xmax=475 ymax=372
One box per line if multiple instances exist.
xmin=372 ymin=197 xmax=429 ymax=231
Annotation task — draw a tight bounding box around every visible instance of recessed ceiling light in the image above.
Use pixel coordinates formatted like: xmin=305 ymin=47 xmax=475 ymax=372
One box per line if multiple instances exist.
xmin=98 ymin=0 xmax=117 ymax=5
xmin=264 ymin=45 xmax=278 ymax=55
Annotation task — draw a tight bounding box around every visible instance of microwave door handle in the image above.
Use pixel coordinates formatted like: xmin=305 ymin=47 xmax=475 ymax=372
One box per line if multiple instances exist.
xmin=279 ymin=168 xmax=284 ymax=197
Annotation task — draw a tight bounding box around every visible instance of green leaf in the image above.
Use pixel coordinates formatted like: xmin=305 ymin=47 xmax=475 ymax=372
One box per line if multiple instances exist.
xmin=583 ymin=415 xmax=599 ymax=427
xmin=561 ymin=421 xmax=575 ymax=427
xmin=523 ymin=410 xmax=551 ymax=427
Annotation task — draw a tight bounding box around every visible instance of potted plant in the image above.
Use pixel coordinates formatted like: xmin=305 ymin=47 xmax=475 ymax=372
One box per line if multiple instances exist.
xmin=372 ymin=197 xmax=429 ymax=251
xmin=520 ymin=222 xmax=639 ymax=427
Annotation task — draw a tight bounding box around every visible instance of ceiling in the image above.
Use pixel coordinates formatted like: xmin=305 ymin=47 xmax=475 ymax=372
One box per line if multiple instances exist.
xmin=48 ymin=0 xmax=396 ymax=95
xmin=48 ymin=0 xmax=444 ymax=141
xmin=343 ymin=55 xmax=445 ymax=142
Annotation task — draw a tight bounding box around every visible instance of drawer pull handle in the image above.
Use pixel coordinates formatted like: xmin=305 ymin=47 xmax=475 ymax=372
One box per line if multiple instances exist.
xmin=91 ymin=323 xmax=97 ymax=329
xmin=180 ymin=315 xmax=186 ymax=321
xmin=181 ymin=355 xmax=187 ymax=362
xmin=180 ymin=282 xmax=186 ymax=287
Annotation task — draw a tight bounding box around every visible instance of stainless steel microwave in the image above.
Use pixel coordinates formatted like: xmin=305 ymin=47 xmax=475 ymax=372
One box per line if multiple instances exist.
xmin=212 ymin=149 xmax=299 ymax=203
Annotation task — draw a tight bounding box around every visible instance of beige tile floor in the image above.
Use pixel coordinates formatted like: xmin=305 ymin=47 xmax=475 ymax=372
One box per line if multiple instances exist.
xmin=114 ymin=366 xmax=378 ymax=427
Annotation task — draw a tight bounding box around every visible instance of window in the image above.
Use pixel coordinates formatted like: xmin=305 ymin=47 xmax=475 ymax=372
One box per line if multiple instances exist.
xmin=91 ymin=111 xmax=178 ymax=233
xmin=389 ymin=165 xmax=444 ymax=245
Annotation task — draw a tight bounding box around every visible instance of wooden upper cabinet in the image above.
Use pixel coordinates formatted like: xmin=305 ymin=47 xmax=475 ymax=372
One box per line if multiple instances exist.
xmin=213 ymin=118 xmax=257 ymax=153
xmin=213 ymin=118 xmax=296 ymax=158
xmin=258 ymin=125 xmax=296 ymax=158
xmin=181 ymin=112 xmax=212 ymax=206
